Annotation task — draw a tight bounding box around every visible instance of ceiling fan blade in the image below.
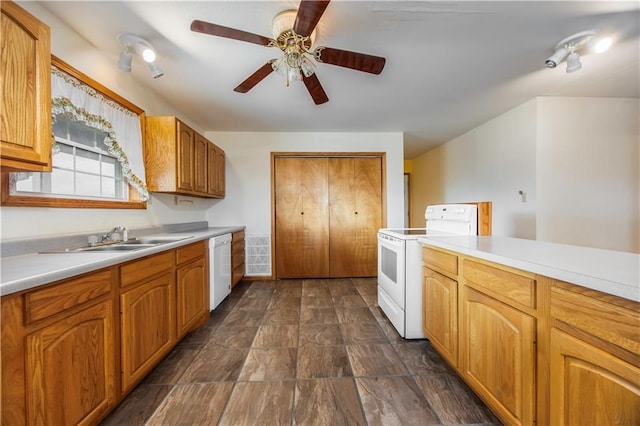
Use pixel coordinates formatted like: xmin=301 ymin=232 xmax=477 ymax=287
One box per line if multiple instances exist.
xmin=190 ymin=20 xmax=272 ymax=46
xmin=293 ymin=0 xmax=331 ymax=37
xmin=234 ymin=62 xmax=275 ymax=93
xmin=315 ymin=47 xmax=386 ymax=74
xmin=302 ymin=73 xmax=329 ymax=105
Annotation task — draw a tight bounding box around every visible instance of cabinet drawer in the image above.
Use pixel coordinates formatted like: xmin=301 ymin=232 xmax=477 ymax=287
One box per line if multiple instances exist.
xmin=232 ymin=251 xmax=245 ymax=268
xmin=120 ymin=251 xmax=174 ymax=287
xmin=232 ymin=242 xmax=244 ymax=256
xmin=232 ymin=230 xmax=245 ymax=242
xmin=24 ymin=269 xmax=112 ymax=324
xmin=551 ymin=281 xmax=640 ymax=356
xmin=176 ymin=241 xmax=206 ymax=265
xmin=463 ymin=259 xmax=536 ymax=310
xmin=422 ymin=247 xmax=458 ymax=277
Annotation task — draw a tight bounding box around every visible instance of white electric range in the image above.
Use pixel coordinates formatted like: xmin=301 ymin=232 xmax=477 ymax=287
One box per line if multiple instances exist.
xmin=377 ymin=204 xmax=478 ymax=338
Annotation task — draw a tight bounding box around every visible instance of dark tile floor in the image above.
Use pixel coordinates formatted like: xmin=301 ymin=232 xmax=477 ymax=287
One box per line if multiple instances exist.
xmin=102 ymin=278 xmax=501 ymax=426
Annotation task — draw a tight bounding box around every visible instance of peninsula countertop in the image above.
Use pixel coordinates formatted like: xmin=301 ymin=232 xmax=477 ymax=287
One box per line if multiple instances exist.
xmin=0 ymin=226 xmax=244 ymax=296
xmin=417 ymin=235 xmax=640 ymax=303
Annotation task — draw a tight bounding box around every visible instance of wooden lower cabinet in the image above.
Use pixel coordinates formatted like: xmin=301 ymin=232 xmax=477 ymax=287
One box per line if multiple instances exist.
xmin=120 ymin=269 xmax=176 ymax=393
xmin=176 ymin=251 xmax=208 ymax=338
xmin=25 ymin=298 xmax=115 ymax=425
xmin=549 ymin=328 xmax=640 ymax=425
xmin=422 ymin=244 xmax=640 ymax=426
xmin=231 ymin=230 xmax=245 ymax=287
xmin=1 ymin=269 xmax=117 ymax=425
xmin=422 ymin=267 xmax=458 ymax=367
xmin=0 ymin=244 xmax=214 ymax=424
xmin=460 ymin=286 xmax=536 ymax=425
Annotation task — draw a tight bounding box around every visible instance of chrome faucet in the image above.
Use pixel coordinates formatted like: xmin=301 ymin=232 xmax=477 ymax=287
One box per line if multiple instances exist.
xmin=102 ymin=226 xmax=128 ymax=243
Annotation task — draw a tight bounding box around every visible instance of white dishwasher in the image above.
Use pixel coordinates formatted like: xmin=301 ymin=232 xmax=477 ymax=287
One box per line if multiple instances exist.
xmin=210 ymin=233 xmax=232 ymax=310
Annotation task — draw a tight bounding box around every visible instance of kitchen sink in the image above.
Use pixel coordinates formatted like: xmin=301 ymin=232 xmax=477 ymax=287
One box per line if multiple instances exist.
xmin=83 ymin=244 xmax=156 ymax=252
xmin=40 ymin=236 xmax=193 ymax=253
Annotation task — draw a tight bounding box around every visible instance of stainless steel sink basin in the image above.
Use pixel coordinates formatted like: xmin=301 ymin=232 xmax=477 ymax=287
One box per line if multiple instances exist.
xmin=40 ymin=236 xmax=193 ymax=253
xmin=122 ymin=237 xmax=191 ymax=245
xmin=83 ymin=244 xmax=156 ymax=252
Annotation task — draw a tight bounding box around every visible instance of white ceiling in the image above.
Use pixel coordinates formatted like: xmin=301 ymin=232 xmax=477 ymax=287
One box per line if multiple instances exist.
xmin=37 ymin=1 xmax=639 ymax=159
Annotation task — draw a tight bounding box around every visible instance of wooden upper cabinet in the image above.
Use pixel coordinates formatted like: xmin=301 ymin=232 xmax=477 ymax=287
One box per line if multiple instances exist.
xmin=329 ymin=157 xmax=382 ymax=277
xmin=177 ymin=122 xmax=194 ymax=191
xmin=145 ymin=116 xmax=225 ymax=198
xmin=193 ymin=132 xmax=207 ymax=193
xmin=0 ymin=0 xmax=52 ymax=172
xmin=207 ymin=142 xmax=225 ymax=197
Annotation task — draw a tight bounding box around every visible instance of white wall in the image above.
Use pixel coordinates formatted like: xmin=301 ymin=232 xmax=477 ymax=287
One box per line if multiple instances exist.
xmin=411 ymin=100 xmax=538 ymax=238
xmin=410 ymin=96 xmax=639 ymax=253
xmin=1 ymin=2 xmax=211 ymax=241
xmin=536 ymin=97 xmax=639 ymax=253
xmin=203 ymin=132 xmax=405 ymax=236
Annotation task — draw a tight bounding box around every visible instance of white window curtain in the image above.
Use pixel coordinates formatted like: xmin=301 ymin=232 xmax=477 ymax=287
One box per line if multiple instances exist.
xmin=51 ymin=66 xmax=149 ymax=201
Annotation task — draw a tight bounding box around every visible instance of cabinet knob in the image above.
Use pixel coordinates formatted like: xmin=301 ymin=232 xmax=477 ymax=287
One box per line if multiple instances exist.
xmin=355 ymin=211 xmax=358 ymax=215
xmin=301 ymin=212 xmax=304 ymax=215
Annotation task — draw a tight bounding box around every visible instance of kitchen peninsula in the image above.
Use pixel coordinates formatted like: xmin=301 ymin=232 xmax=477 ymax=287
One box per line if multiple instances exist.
xmin=419 ymin=235 xmax=640 ymax=426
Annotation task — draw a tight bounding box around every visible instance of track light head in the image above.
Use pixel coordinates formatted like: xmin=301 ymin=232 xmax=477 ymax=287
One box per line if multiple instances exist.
xmin=147 ymin=61 xmax=164 ymax=79
xmin=565 ymin=50 xmax=582 ymax=73
xmin=545 ymin=47 xmax=568 ymax=68
xmin=117 ymin=49 xmax=132 ymax=72
xmin=117 ymin=33 xmax=163 ymax=78
xmin=545 ymin=29 xmax=611 ymax=73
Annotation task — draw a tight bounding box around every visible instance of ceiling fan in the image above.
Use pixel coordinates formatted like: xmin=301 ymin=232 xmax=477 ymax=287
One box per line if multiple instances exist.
xmin=190 ymin=0 xmax=386 ymax=105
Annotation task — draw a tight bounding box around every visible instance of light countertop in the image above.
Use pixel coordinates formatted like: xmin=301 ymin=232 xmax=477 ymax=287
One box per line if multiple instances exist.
xmin=417 ymin=235 xmax=640 ymax=303
xmin=0 ymin=226 xmax=244 ymax=296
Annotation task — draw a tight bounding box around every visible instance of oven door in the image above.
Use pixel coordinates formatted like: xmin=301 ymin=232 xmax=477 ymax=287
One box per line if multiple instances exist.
xmin=377 ymin=232 xmax=406 ymax=309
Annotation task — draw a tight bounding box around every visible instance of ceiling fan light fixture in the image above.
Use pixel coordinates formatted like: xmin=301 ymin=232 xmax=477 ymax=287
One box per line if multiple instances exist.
xmin=272 ymin=9 xmax=316 ymax=44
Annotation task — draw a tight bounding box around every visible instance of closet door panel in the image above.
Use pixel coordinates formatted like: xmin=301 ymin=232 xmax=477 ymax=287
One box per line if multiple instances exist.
xmin=329 ymin=157 xmax=382 ymax=277
xmin=275 ymin=157 xmax=329 ymax=278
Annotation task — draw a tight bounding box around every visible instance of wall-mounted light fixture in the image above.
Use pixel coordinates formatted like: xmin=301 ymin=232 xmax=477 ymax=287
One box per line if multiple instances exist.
xmin=545 ymin=30 xmax=612 ymax=73
xmin=117 ymin=33 xmax=164 ymax=79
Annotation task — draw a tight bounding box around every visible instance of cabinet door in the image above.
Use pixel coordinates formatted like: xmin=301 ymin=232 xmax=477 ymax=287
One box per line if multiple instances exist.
xmin=329 ymin=157 xmax=382 ymax=277
xmin=460 ymin=286 xmax=536 ymax=426
xmin=207 ymin=143 xmax=225 ymax=197
xmin=275 ymin=157 xmax=330 ymax=278
xmin=550 ymin=329 xmax=640 ymax=426
xmin=0 ymin=1 xmax=52 ymax=172
xmin=176 ymin=258 xmax=208 ymax=338
xmin=194 ymin=133 xmax=207 ymax=194
xmin=423 ymin=267 xmax=458 ymax=367
xmin=25 ymin=299 xmax=115 ymax=425
xmin=216 ymin=146 xmax=225 ymax=197
xmin=176 ymin=122 xmax=194 ymax=191
xmin=120 ymin=271 xmax=176 ymax=392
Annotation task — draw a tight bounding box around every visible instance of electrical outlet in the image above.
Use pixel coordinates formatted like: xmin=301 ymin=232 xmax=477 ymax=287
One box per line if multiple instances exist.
xmin=518 ymin=190 xmax=527 ymax=203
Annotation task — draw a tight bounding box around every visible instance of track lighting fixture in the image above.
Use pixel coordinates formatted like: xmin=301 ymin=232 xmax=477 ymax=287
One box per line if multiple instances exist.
xmin=117 ymin=33 xmax=164 ymax=79
xmin=545 ymin=30 xmax=612 ymax=74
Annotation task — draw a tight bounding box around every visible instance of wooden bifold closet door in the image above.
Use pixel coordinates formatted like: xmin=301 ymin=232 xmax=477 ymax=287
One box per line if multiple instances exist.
xmin=274 ymin=155 xmax=382 ymax=279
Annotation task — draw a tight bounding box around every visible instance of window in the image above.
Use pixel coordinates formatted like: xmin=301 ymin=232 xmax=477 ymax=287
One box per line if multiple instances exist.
xmin=13 ymin=114 xmax=128 ymax=201
xmin=1 ymin=55 xmax=147 ymax=209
